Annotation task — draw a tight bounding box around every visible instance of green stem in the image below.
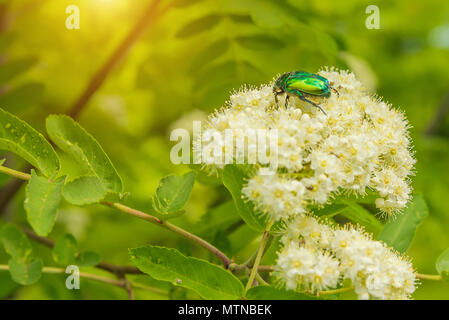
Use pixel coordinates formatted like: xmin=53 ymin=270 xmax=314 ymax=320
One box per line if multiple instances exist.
xmin=255 ymin=272 xmax=269 ymax=286
xmin=315 ymin=286 xmax=354 ymax=296
xmin=0 ymin=165 xmax=31 ymax=181
xmin=0 ymin=264 xmax=166 ymax=295
xmin=245 ymin=231 xmax=269 ymax=294
xmin=416 ymin=273 xmax=443 ymax=281
xmin=238 ymin=234 xmax=274 ymax=271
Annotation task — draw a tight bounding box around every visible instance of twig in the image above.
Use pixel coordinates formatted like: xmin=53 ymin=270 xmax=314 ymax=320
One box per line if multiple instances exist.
xmin=0 ymin=264 xmax=166 ymax=297
xmin=67 ymin=0 xmax=164 ymax=118
xmin=0 ymin=265 xmax=124 ymax=288
xmin=22 ymin=228 xmax=143 ymax=276
xmin=124 ymin=277 xmax=135 ymax=300
xmin=105 ymin=202 xmax=232 ymax=268
xmin=257 ymin=265 xmax=275 ymax=272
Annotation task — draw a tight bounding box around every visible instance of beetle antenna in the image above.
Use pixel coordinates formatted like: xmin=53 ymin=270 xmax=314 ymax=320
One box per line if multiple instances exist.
xmin=274 ymin=92 xmax=279 ymax=107
xmin=299 ymin=96 xmax=327 ymax=116
xmin=330 ymin=86 xmax=339 ymax=97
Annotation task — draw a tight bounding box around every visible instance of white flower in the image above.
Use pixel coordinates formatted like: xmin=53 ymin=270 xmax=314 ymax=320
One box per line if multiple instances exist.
xmin=275 ymin=242 xmax=341 ymax=292
xmin=275 ymin=214 xmax=417 ymax=300
xmin=194 ymin=68 xmax=418 ymax=299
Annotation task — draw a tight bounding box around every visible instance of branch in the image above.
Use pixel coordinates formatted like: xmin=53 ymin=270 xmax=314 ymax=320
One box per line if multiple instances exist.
xmin=257 ymin=265 xmax=275 ymax=272
xmin=67 ymin=0 xmax=165 ymax=118
xmin=22 ymin=228 xmax=143 ymax=277
xmin=0 ymin=165 xmax=232 ymax=268
xmin=105 ymin=202 xmax=232 ymax=268
xmin=0 ymin=265 xmax=166 ymax=296
xmin=124 ymin=277 xmax=135 ymax=300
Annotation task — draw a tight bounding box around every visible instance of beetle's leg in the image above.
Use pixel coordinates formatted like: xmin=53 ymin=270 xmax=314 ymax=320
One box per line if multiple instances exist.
xmin=284 ymin=94 xmax=290 ymax=108
xmin=299 ymin=96 xmax=327 ymax=116
xmin=330 ymin=86 xmax=339 ymax=97
xmin=274 ymin=92 xmax=279 ymax=107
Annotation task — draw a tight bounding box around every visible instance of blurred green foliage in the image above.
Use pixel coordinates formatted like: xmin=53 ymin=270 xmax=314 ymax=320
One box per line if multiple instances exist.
xmin=0 ymin=0 xmax=449 ymax=299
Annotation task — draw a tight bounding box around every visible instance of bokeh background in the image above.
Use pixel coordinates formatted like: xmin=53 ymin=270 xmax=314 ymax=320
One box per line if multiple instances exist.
xmin=0 ymin=0 xmax=448 ymax=299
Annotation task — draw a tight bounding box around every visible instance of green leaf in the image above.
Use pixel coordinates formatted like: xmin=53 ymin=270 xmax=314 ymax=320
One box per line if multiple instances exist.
xmin=129 ymin=245 xmax=244 ymax=300
xmin=338 ymin=200 xmax=383 ymax=234
xmin=0 ymin=224 xmax=33 ymax=260
xmin=246 ymin=286 xmax=317 ymax=300
xmin=190 ymin=39 xmax=229 ymax=72
xmin=77 ymin=251 xmax=101 ymax=267
xmin=62 ymin=176 xmax=108 ymax=206
xmin=25 ymin=171 xmax=66 ymax=236
xmin=176 ymin=14 xmax=222 ymax=38
xmin=378 ymin=195 xmax=429 ymax=253
xmin=0 ymin=108 xmax=60 ymax=178
xmin=0 ymin=57 xmax=38 ymax=85
xmin=0 ymin=82 xmax=45 ymax=114
xmin=314 ymin=203 xmax=348 ymax=217
xmin=8 ymin=257 xmax=43 ymax=285
xmin=52 ymin=234 xmax=78 ymax=265
xmin=194 ymin=201 xmax=241 ymax=235
xmin=222 ymin=165 xmax=268 ymax=232
xmin=46 ymin=115 xmax=123 ymax=204
xmin=436 ymin=248 xmax=449 ymax=281
xmin=152 ymin=172 xmax=196 ymax=214
xmin=0 ymin=224 xmax=43 ymax=285
xmin=235 ymin=35 xmax=285 ymax=51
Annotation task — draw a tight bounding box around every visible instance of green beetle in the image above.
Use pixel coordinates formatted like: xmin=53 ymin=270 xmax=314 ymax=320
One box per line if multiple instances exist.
xmin=273 ymin=71 xmax=339 ymax=115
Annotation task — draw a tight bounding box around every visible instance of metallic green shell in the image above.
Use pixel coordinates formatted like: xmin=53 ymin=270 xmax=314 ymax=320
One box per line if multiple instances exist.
xmin=275 ymin=71 xmax=331 ymax=97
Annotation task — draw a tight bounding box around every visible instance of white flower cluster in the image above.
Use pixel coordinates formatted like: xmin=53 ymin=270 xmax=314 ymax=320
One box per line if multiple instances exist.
xmin=197 ymin=69 xmax=415 ymax=218
xmin=195 ymin=68 xmax=418 ymax=299
xmin=275 ymin=214 xmax=416 ymax=300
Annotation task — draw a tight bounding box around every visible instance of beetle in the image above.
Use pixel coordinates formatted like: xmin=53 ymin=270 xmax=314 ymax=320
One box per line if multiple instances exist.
xmin=273 ymin=71 xmax=339 ymax=115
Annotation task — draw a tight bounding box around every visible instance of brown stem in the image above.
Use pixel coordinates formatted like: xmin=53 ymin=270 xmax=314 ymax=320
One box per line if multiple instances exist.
xmin=105 ymin=202 xmax=232 ymax=268
xmin=22 ymin=228 xmax=143 ymax=277
xmin=124 ymin=277 xmax=135 ymax=300
xmin=257 ymin=265 xmax=275 ymax=272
